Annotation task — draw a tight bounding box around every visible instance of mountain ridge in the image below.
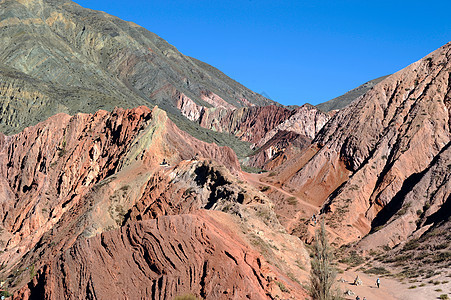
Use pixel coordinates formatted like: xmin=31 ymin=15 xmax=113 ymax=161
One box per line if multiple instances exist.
xmin=0 ymin=0 xmax=273 ymax=135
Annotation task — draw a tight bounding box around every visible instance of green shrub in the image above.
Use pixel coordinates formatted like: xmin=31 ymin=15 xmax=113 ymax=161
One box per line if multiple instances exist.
xmin=1 ymin=291 xmax=12 ymax=297
xmin=339 ymin=250 xmax=364 ymax=267
xmin=286 ymin=197 xmax=297 ymax=205
xmin=276 ymin=281 xmax=290 ymax=293
xmin=29 ymin=263 xmax=36 ymax=280
xmin=402 ymin=239 xmax=420 ymax=251
xmin=260 ymin=186 xmax=270 ymax=192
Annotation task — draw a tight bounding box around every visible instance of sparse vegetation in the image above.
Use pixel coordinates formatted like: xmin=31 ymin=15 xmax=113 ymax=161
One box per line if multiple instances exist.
xmin=29 ymin=263 xmax=36 ymax=280
xmin=439 ymin=295 xmax=449 ymax=300
xmin=402 ymin=239 xmax=420 ymax=251
xmin=396 ymin=202 xmax=411 ymax=216
xmin=364 ymin=267 xmax=390 ymax=275
xmin=295 ymin=259 xmax=306 ymax=271
xmin=1 ymin=291 xmax=12 ymax=297
xmin=287 ymin=272 xmax=301 ymax=284
xmin=114 ymin=205 xmax=127 ymax=225
xmin=276 ymin=281 xmax=290 ymax=293
xmin=240 ymin=164 xmax=265 ymax=173
xmin=183 ymin=187 xmax=195 ymax=196
xmin=58 ymin=138 xmax=67 ymax=157
xmin=120 ymin=185 xmax=130 ymax=191
xmin=338 ymin=250 xmax=364 ymax=267
xmin=348 ymin=184 xmax=359 ymax=191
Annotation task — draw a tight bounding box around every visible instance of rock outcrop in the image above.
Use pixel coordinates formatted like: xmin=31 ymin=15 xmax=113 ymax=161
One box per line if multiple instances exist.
xmin=0 ymin=105 xmax=239 ymax=274
xmin=198 ymin=105 xmax=292 ymax=144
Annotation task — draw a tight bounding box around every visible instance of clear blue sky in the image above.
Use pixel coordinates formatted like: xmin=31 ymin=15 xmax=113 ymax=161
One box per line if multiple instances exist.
xmin=75 ymin=0 xmax=450 ymax=106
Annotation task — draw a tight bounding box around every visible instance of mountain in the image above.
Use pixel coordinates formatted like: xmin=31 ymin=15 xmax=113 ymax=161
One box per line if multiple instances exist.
xmin=316 ymin=75 xmax=390 ymax=112
xmin=0 ymin=0 xmax=273 ymax=137
xmin=264 ymin=42 xmax=450 ymax=259
xmin=0 ymin=0 xmax=334 ymax=162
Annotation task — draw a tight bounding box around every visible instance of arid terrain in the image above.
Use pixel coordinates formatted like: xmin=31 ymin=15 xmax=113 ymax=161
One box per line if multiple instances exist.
xmin=0 ymin=0 xmax=449 ymax=299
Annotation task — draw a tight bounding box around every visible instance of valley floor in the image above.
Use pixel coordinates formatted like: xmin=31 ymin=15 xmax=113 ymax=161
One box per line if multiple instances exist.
xmin=339 ymin=266 xmax=451 ymax=300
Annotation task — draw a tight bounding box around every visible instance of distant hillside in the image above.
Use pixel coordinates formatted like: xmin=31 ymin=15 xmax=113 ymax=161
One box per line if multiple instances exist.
xmin=0 ymin=0 xmax=273 ymax=136
xmin=316 ymin=75 xmax=390 ymax=112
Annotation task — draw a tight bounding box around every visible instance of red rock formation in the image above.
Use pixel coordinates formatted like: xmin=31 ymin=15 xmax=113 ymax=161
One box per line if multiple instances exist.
xmin=198 ymin=105 xmax=292 ymax=144
xmin=0 ymin=105 xmax=310 ymax=298
xmin=16 ymin=212 xmax=307 ymax=300
xmin=255 ymin=104 xmax=330 ymax=147
xmin=246 ymin=104 xmax=330 ymax=170
xmin=267 ymin=42 xmax=451 ymax=247
xmin=246 ymin=131 xmax=311 ymax=170
xmin=0 ymin=106 xmax=239 ymax=270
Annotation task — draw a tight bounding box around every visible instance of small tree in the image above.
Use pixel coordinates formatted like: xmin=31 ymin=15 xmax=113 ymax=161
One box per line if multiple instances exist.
xmin=309 ymin=220 xmax=341 ymax=300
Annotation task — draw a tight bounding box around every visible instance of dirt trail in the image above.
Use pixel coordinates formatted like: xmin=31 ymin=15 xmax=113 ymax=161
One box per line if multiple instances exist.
xmin=242 ymin=172 xmax=320 ymax=232
xmin=243 ymin=172 xmax=318 ymax=211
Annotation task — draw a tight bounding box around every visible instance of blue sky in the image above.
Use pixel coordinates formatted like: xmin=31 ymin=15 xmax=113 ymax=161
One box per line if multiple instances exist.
xmin=75 ymin=0 xmax=450 ymax=106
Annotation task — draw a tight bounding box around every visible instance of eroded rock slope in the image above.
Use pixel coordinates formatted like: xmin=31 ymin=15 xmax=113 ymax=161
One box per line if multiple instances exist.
xmin=265 ymin=42 xmax=450 ymax=251
xmin=0 ymin=106 xmax=309 ymax=299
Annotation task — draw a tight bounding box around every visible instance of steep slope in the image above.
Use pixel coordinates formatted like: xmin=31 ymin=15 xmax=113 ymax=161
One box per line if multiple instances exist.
xmin=245 ymin=104 xmax=330 ymax=170
xmin=174 ymin=90 xmax=331 ymax=168
xmin=16 ymin=212 xmax=308 ymax=300
xmin=0 ymin=106 xmax=310 ymax=298
xmin=175 ymin=97 xmax=331 ymax=169
xmin=316 ymin=75 xmax=390 ymax=112
xmin=265 ymin=42 xmax=450 ymax=250
xmin=0 ymin=0 xmax=272 ymax=135
xmin=0 ymin=106 xmax=238 ymax=265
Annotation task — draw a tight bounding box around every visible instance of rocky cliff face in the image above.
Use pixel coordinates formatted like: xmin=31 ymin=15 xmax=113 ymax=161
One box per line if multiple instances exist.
xmin=266 ymin=42 xmax=450 ymax=250
xmin=0 ymin=0 xmax=272 ymax=135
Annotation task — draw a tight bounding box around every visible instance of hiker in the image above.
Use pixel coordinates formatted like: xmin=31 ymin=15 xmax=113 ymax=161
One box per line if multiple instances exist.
xmin=355 ymin=296 xmax=360 ymax=300
xmin=376 ymin=277 xmax=380 ymax=288
xmin=363 ymin=297 xmax=367 ymax=300
xmin=312 ymin=214 xmax=317 ymax=225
